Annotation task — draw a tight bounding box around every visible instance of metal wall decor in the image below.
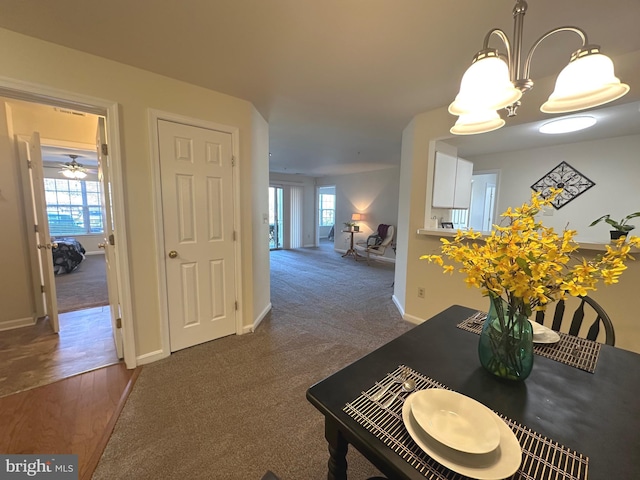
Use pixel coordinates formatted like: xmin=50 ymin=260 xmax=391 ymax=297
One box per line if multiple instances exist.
xmin=530 ymin=161 xmax=595 ymax=209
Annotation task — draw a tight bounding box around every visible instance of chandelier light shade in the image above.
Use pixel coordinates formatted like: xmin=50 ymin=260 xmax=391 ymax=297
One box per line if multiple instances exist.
xmin=541 ymin=49 xmax=630 ymax=113
xmin=449 ymin=0 xmax=629 ymax=135
xmin=449 ymin=52 xmax=522 ymax=115
xmin=450 ymin=110 xmax=505 ymax=135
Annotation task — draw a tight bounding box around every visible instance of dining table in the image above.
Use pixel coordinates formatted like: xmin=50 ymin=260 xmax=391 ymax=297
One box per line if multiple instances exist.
xmin=306 ymin=304 xmax=640 ymax=480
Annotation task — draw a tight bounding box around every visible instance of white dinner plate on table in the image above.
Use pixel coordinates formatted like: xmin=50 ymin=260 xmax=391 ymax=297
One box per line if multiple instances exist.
xmin=529 ymin=320 xmax=561 ymax=344
xmin=410 ymin=389 xmax=500 ymax=454
xmin=403 ymin=392 xmax=522 ymax=480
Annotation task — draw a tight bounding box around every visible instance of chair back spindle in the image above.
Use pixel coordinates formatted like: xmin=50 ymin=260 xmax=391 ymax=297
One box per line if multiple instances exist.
xmin=537 ymin=296 xmax=615 ymax=346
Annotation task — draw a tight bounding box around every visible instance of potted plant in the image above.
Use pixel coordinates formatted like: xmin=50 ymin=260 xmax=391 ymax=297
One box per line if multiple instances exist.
xmin=343 ymin=221 xmax=355 ymax=231
xmin=589 ymin=212 xmax=640 ymax=240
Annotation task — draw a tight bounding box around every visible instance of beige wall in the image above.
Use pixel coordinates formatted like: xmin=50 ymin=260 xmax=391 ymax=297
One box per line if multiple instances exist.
xmin=0 ymin=28 xmax=270 ymax=361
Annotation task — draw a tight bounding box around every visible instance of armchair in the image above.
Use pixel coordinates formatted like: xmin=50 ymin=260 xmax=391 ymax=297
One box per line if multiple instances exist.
xmin=355 ymin=224 xmax=395 ymax=265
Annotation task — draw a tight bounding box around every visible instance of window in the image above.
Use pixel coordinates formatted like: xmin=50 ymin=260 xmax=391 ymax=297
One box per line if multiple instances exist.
xmin=318 ymin=193 xmax=335 ymax=227
xmin=44 ymin=178 xmax=103 ymax=236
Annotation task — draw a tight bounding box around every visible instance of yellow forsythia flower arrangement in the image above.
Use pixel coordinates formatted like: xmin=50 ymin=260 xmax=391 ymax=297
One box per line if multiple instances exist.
xmin=421 ymin=189 xmax=639 ymax=317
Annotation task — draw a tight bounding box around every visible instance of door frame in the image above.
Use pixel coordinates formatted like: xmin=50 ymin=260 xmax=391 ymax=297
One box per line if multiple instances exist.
xmin=148 ymin=109 xmax=243 ymax=358
xmin=470 ymin=169 xmax=501 ymax=232
xmin=0 ymin=75 xmax=137 ymax=369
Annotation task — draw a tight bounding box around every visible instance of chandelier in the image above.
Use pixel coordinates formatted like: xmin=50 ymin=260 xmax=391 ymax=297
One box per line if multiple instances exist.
xmin=449 ymin=0 xmax=629 ymax=135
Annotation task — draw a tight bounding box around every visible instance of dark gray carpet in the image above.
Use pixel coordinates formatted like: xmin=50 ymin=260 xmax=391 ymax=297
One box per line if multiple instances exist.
xmin=55 ymin=255 xmax=109 ymax=313
xmin=93 ymin=242 xmax=414 ymax=479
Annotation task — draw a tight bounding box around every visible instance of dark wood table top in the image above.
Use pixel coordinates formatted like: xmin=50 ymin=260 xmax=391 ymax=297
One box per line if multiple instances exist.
xmin=306 ymin=305 xmax=640 ymax=480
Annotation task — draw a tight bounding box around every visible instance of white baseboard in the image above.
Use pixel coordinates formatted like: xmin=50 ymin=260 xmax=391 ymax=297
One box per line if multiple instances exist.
xmin=85 ymin=251 xmax=105 ymax=256
xmin=136 ymin=349 xmax=168 ymax=365
xmin=403 ymin=313 xmax=424 ymax=325
xmin=392 ymin=295 xmax=423 ymax=325
xmin=0 ymin=315 xmax=37 ymax=332
xmin=245 ymin=303 xmax=272 ymax=333
xmin=303 ymin=243 xmax=316 ymax=248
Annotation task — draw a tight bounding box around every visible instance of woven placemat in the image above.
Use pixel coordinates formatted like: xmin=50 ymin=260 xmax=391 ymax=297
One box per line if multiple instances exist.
xmin=344 ymin=365 xmax=589 ymax=480
xmin=458 ymin=312 xmax=601 ymax=373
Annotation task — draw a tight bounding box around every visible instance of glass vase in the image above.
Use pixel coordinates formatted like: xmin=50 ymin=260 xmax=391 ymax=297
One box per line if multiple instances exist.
xmin=478 ymin=295 xmax=534 ymax=381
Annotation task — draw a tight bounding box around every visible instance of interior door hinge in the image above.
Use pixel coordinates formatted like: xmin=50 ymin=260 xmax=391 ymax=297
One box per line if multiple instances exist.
xmin=40 ymin=285 xmax=45 ymax=293
xmin=231 ymin=156 xmax=236 ymax=167
xmin=233 ymin=231 xmax=237 ymax=241
xmin=27 ymin=160 xmax=32 ymax=169
xmin=116 ymin=318 xmax=122 ymax=329
xmin=235 ymin=301 xmax=238 ymax=311
xmin=34 ymin=224 xmax=39 ymax=233
xmin=102 ymin=143 xmax=109 ymax=156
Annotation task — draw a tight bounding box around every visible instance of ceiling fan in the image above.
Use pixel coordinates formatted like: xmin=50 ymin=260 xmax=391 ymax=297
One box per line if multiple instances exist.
xmin=58 ymin=154 xmax=96 ymax=179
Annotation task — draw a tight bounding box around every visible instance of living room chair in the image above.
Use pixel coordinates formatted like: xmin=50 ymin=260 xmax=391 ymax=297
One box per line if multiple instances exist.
xmin=355 ymin=224 xmax=395 ymax=266
xmin=534 ymin=295 xmax=615 ymax=346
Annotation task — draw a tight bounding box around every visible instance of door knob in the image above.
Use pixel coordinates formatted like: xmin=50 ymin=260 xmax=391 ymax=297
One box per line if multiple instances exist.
xmin=168 ymin=250 xmax=178 ymax=259
xmin=37 ymin=243 xmax=57 ymax=250
xmin=98 ymin=243 xmax=106 ymax=249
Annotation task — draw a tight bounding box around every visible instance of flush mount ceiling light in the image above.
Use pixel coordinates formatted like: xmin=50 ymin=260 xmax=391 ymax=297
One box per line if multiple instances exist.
xmin=538 ymin=116 xmax=597 ymax=135
xmin=449 ymin=0 xmax=629 ymax=135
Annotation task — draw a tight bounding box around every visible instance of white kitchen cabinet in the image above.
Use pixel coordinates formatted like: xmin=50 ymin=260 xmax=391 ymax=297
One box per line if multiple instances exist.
xmin=432 ymin=151 xmax=473 ymax=209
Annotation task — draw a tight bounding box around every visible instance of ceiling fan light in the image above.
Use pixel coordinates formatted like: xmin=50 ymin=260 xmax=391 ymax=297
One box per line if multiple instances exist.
xmin=541 ymin=51 xmax=630 ymax=113
xmin=450 ymin=110 xmax=505 ymax=135
xmin=61 ymin=168 xmax=87 ymax=179
xmin=449 ymin=55 xmax=522 ymax=115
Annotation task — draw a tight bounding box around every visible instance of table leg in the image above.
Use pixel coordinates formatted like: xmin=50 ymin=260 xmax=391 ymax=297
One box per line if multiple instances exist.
xmin=325 ymin=419 xmax=348 ymax=480
xmin=341 ymin=231 xmax=359 ymax=260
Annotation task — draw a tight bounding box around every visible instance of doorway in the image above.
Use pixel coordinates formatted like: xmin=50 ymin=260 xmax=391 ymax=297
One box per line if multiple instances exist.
xmin=7 ymin=102 xmax=116 ymax=390
xmin=269 ymin=186 xmax=284 ymax=249
xmin=0 ymin=80 xmax=135 ymax=394
xmin=317 ymin=185 xmax=336 ymax=246
xmin=469 ymin=172 xmax=498 ymax=232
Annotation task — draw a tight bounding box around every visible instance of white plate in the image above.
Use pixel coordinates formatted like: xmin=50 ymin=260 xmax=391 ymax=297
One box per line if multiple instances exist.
xmin=529 ymin=320 xmax=561 ymax=344
xmin=403 ymin=392 xmax=522 ymax=480
xmin=410 ymin=389 xmax=500 ymax=454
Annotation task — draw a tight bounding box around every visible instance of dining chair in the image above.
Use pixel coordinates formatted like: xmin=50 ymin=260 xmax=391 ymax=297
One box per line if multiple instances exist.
xmin=534 ymin=295 xmax=615 ymax=346
xmin=354 ymin=224 xmax=395 ymax=265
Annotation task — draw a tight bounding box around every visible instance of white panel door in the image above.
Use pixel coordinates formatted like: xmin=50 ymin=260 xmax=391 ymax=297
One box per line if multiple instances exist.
xmin=96 ymin=117 xmax=123 ymax=358
xmin=158 ymin=120 xmax=236 ymax=352
xmin=24 ymin=132 xmax=60 ymax=332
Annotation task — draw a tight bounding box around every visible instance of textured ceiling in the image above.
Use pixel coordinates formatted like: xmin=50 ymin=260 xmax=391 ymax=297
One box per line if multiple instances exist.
xmin=0 ymin=0 xmax=639 ymax=176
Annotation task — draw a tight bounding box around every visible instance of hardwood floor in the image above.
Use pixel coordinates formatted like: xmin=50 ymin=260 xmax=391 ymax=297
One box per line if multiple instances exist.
xmin=0 ymin=306 xmax=119 ymax=398
xmin=0 ymin=363 xmax=140 ymax=480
